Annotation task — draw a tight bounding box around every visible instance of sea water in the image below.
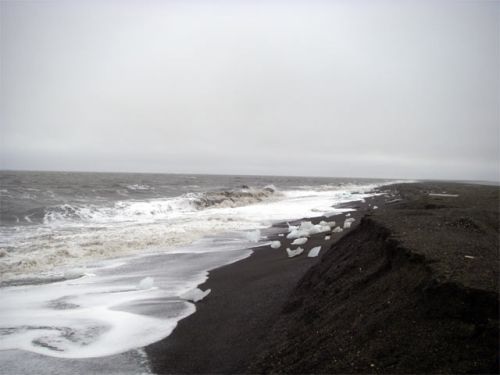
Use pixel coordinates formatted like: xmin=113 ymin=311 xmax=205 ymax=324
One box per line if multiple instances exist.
xmin=0 ymin=171 xmax=398 ymax=373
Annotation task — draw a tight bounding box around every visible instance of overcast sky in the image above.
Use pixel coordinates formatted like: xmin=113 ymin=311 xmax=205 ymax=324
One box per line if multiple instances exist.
xmin=1 ymin=0 xmax=499 ymax=181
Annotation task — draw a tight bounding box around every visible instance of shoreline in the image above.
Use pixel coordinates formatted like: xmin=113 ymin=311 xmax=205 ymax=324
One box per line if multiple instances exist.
xmin=146 ymin=193 xmax=387 ymax=373
xmin=146 ymin=182 xmax=499 ymax=374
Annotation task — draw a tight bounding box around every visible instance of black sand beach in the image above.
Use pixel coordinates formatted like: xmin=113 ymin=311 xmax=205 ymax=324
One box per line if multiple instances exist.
xmin=146 ymin=182 xmax=499 ymax=374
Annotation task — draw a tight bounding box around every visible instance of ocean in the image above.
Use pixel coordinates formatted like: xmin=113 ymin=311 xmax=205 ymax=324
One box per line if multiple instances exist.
xmin=0 ymin=171 xmax=396 ymax=373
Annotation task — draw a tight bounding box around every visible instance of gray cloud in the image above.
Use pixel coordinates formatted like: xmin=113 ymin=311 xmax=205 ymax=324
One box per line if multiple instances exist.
xmin=1 ymin=0 xmax=499 ymax=181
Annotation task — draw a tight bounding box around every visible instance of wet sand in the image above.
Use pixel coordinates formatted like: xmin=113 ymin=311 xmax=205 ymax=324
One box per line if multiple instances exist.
xmin=147 ymin=182 xmax=499 ymax=374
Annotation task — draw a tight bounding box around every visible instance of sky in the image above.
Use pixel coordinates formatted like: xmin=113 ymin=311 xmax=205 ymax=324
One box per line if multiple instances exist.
xmin=1 ymin=0 xmax=499 ymax=181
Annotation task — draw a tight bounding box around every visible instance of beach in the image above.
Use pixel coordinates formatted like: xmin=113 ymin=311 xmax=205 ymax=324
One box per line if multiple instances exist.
xmin=0 ymin=172 xmax=394 ymax=373
xmin=147 ymin=182 xmax=499 ymax=374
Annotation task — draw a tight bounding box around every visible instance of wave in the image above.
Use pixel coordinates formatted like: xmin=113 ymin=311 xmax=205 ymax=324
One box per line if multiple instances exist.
xmin=125 ymin=184 xmax=153 ymax=191
xmin=0 ymin=181 xmax=403 ymax=280
xmin=6 ymin=186 xmax=282 ymax=226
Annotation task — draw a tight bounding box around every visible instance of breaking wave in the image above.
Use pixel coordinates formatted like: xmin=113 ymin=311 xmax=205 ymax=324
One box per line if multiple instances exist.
xmin=17 ymin=186 xmax=281 ymax=226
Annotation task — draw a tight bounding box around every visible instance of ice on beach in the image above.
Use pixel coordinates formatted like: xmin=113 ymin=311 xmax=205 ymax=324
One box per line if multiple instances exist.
xmin=344 ymin=221 xmax=352 ymax=229
xmin=180 ymin=287 xmax=211 ymax=302
xmin=138 ymin=277 xmax=155 ymax=290
xmin=333 ymin=226 xmax=343 ymax=233
xmin=345 ymin=217 xmax=356 ymax=223
xmin=324 ymin=236 xmax=331 ymax=240
xmin=278 ymin=233 xmax=285 ymax=237
xmin=270 ymin=241 xmax=281 ymax=249
xmin=429 ymin=193 xmax=459 ymax=198
xmin=308 ymin=246 xmax=321 ymax=258
xmin=286 ymin=221 xmax=331 ymax=239
xmin=286 ymin=247 xmax=304 ymax=258
xmin=292 ymin=237 xmax=308 ymax=245
xmin=245 ymin=229 xmax=261 ymax=243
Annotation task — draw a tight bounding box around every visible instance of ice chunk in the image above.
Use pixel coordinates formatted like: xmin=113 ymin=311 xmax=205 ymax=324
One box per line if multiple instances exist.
xmin=344 ymin=221 xmax=352 ymax=229
xmin=286 ymin=247 xmax=304 ymax=258
xmin=333 ymin=227 xmax=343 ymax=233
xmin=270 ymin=241 xmax=281 ymax=249
xmin=317 ymin=224 xmax=331 ymax=233
xmin=245 ymin=229 xmax=261 ymax=243
xmin=181 ymin=287 xmax=211 ymax=302
xmin=287 ymin=221 xmax=331 ymax=239
xmin=292 ymin=237 xmax=308 ymax=245
xmin=327 ymin=221 xmax=336 ymax=227
xmin=308 ymin=246 xmax=321 ymax=257
xmin=138 ymin=277 xmax=154 ymax=290
xmin=373 ymin=206 xmax=378 ymax=209
xmin=324 ymin=235 xmax=331 ymax=240
xmin=346 ymin=213 xmax=351 ymax=217
xmin=286 ymin=228 xmax=309 ymax=239
xmin=278 ymin=233 xmax=284 ymax=237
xmin=345 ymin=217 xmax=356 ymax=223
xmin=299 ymin=221 xmax=315 ymax=231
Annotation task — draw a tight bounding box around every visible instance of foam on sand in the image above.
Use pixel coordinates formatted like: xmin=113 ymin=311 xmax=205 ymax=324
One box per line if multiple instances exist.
xmin=138 ymin=276 xmax=155 ymax=290
xmin=180 ymin=288 xmax=211 ymax=302
xmin=0 ymin=246 xmax=252 ymax=359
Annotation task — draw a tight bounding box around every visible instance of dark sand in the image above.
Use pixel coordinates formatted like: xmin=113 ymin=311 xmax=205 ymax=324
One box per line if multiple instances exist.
xmin=147 ymin=182 xmax=499 ymax=374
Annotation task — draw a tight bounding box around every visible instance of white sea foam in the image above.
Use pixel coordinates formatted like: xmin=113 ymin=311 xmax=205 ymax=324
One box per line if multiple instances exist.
xmin=0 ymin=247 xmax=252 ymax=359
xmin=180 ymin=288 xmax=211 ymax=302
xmin=138 ymin=277 xmax=155 ymax=290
